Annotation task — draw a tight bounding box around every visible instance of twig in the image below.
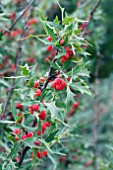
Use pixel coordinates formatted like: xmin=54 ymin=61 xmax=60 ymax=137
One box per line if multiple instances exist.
xmin=2 ymin=0 xmax=36 ymax=35
xmin=81 ymin=0 xmax=102 ymax=37
xmin=2 ymin=21 xmax=28 ymax=118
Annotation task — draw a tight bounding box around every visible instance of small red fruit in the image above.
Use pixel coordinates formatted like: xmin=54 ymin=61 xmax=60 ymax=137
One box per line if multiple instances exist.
xmin=34 ymin=81 xmax=39 ymax=88
xmin=42 ymin=150 xmax=48 ymax=156
xmin=37 ymin=130 xmax=41 ymax=136
xmin=32 ymin=104 xmax=39 ymax=111
xmin=60 ymin=39 xmax=64 ymax=45
xmin=45 ymin=121 xmax=50 ymax=127
xmin=35 ymin=89 xmax=42 ymax=97
xmin=47 ymin=45 xmax=52 ymax=52
xmin=27 ymin=132 xmax=33 ymax=138
xmin=36 ymin=151 xmax=43 ymax=159
xmin=39 ymin=110 xmax=46 ymax=120
xmin=47 ymin=36 xmax=52 ymax=42
xmin=13 ymin=128 xmax=20 ymax=134
xmin=34 ymin=140 xmax=40 ymax=146
xmin=72 ymin=102 xmax=79 ymax=109
xmin=41 ymin=123 xmax=46 ymax=133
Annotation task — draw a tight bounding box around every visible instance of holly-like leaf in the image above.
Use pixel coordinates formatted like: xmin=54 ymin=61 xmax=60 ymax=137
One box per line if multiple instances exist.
xmin=11 ymin=100 xmax=17 ymax=121
xmin=66 ymin=86 xmax=75 ymax=109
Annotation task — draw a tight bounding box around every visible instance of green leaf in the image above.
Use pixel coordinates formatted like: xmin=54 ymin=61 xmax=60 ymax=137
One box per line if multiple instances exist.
xmin=62 ymin=16 xmax=74 ymax=25
xmin=11 ymin=100 xmax=17 ymax=121
xmin=7 ymin=142 xmax=20 ymax=159
xmin=19 ymin=64 xmax=29 ymax=76
xmin=66 ymin=86 xmax=75 ymax=109
xmin=45 ymin=130 xmax=59 ymax=143
xmin=46 ymin=25 xmax=56 ymax=41
xmin=38 ymin=10 xmax=47 ymax=33
xmin=45 ymin=102 xmax=64 ymax=121
xmin=70 ymin=82 xmax=93 ymax=96
xmin=53 ymin=16 xmax=60 ymax=24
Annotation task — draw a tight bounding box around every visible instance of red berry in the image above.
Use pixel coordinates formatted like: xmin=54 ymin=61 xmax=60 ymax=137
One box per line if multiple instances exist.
xmin=39 ymin=110 xmax=46 ymax=120
xmin=27 ymin=18 xmax=37 ymax=27
xmin=37 ymin=130 xmax=41 ymax=136
xmin=72 ymin=102 xmax=79 ymax=109
xmin=45 ymin=122 xmax=50 ymax=127
xmin=41 ymin=123 xmax=46 ymax=133
xmin=34 ymin=140 xmax=40 ymax=146
xmin=36 ymin=151 xmax=43 ymax=159
xmin=62 ymin=80 xmax=67 ymax=88
xmin=21 ymin=134 xmax=27 ymax=140
xmin=51 ymin=82 xmax=56 ymax=88
xmin=54 ymin=78 xmax=62 ymax=85
xmin=29 ymin=106 xmax=33 ymax=114
xmin=35 ymin=89 xmax=42 ymax=97
xmin=34 ymin=81 xmax=39 ymax=88
xmin=60 ymin=39 xmax=64 ymax=45
xmin=27 ymin=132 xmax=33 ymax=138
xmin=47 ymin=45 xmax=52 ymax=52
xmin=47 ymin=36 xmax=52 ymax=42
xmin=13 ymin=128 xmax=20 ymax=135
xmin=15 ymin=157 xmax=19 ymax=162
xmin=15 ymin=103 xmax=24 ymax=111
xmin=56 ymin=84 xmax=63 ymax=90
xmin=10 ymin=12 xmax=15 ymax=20
xmin=67 ymin=77 xmax=71 ymax=82
xmin=32 ymin=104 xmax=39 ymax=111
xmin=42 ymin=150 xmax=48 ymax=156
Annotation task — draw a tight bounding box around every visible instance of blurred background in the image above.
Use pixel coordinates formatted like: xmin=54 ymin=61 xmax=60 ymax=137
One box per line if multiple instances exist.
xmin=0 ymin=0 xmax=113 ymax=169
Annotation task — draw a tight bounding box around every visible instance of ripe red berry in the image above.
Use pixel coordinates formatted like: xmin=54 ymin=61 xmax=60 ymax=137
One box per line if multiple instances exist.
xmin=41 ymin=123 xmax=46 ymax=133
xmin=47 ymin=45 xmax=52 ymax=52
xmin=42 ymin=150 xmax=48 ymax=156
xmin=47 ymin=36 xmax=52 ymax=42
xmin=39 ymin=110 xmax=46 ymax=120
xmin=51 ymin=82 xmax=56 ymax=88
xmin=32 ymin=104 xmax=39 ymax=111
xmin=67 ymin=77 xmax=71 ymax=82
xmin=45 ymin=121 xmax=50 ymax=127
xmin=60 ymin=39 xmax=64 ymax=45
xmin=56 ymin=84 xmax=63 ymax=90
xmin=27 ymin=18 xmax=37 ymax=27
xmin=10 ymin=12 xmax=15 ymax=20
xmin=21 ymin=134 xmax=27 ymax=140
xmin=72 ymin=102 xmax=79 ymax=109
xmin=29 ymin=106 xmax=33 ymax=114
xmin=27 ymin=132 xmax=33 ymax=138
xmin=54 ymin=78 xmax=62 ymax=85
xmin=34 ymin=140 xmax=40 ymax=146
xmin=35 ymin=89 xmax=42 ymax=97
xmin=37 ymin=130 xmax=41 ymax=136
xmin=34 ymin=81 xmax=39 ymax=88
xmin=13 ymin=128 xmax=20 ymax=135
xmin=36 ymin=151 xmax=43 ymax=159
xmin=15 ymin=157 xmax=19 ymax=162
xmin=15 ymin=103 xmax=24 ymax=111
xmin=62 ymin=80 xmax=67 ymax=88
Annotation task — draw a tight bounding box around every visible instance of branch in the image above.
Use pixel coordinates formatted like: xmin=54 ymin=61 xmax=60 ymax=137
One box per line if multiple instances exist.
xmin=81 ymin=0 xmax=102 ymax=37
xmin=2 ymin=0 xmax=36 ymax=35
xmin=2 ymin=21 xmax=28 ymax=118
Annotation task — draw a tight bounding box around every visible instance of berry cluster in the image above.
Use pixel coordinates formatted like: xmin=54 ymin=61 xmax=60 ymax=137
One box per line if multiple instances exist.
xmin=61 ymin=46 xmax=73 ymax=63
xmin=36 ymin=150 xmax=48 ymax=159
xmin=21 ymin=132 xmax=33 ymax=140
xmin=51 ymin=78 xmax=67 ymax=90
